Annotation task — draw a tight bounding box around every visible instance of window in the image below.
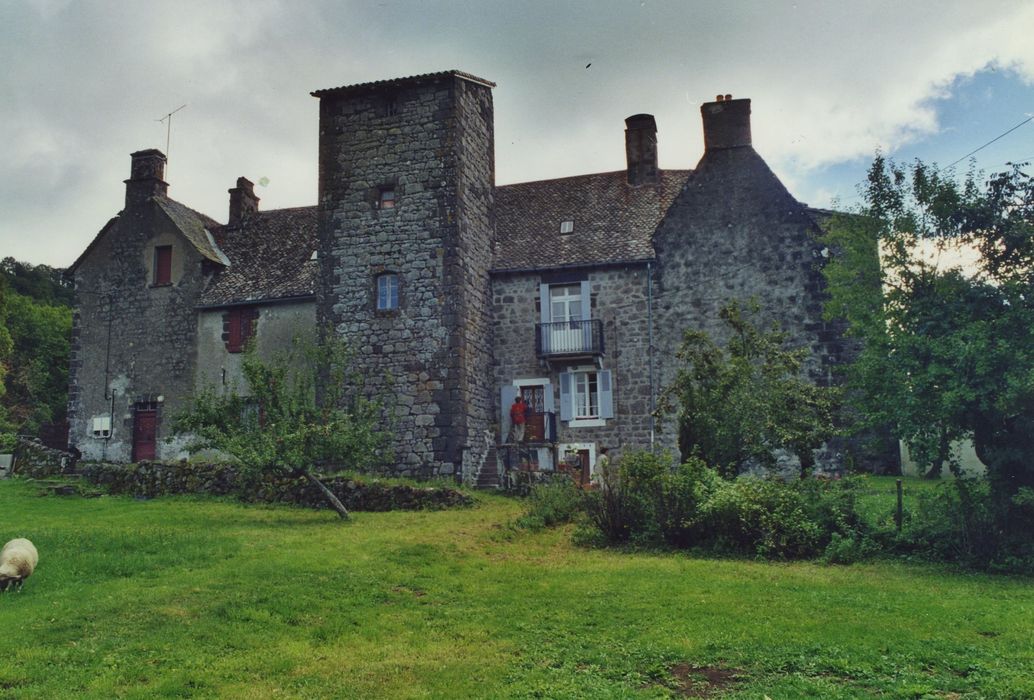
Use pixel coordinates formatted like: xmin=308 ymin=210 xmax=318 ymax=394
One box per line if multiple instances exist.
xmin=573 ymin=372 xmax=599 ymax=419
xmin=377 ymin=273 xmax=399 ymax=311
xmin=559 ymin=369 xmax=614 ymax=425
xmin=550 ymin=284 xmax=582 ymax=323
xmin=225 ymin=307 xmax=257 ymax=353
xmin=153 ymin=245 xmax=172 ymax=286
xmin=378 ymin=188 xmax=396 ymax=209
xmin=559 ymin=220 xmax=574 ymax=235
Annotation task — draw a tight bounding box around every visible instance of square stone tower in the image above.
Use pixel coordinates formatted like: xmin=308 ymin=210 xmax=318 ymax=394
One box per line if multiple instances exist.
xmin=312 ymin=71 xmax=496 ymax=480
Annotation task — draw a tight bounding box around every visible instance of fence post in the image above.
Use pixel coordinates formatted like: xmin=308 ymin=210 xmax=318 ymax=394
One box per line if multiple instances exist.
xmin=895 ymin=478 xmax=903 ymax=532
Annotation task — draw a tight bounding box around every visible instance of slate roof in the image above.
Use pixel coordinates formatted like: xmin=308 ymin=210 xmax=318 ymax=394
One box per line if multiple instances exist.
xmin=154 ymin=197 xmax=226 ymax=265
xmin=200 ymin=206 xmax=319 ymax=307
xmin=492 ymin=170 xmax=692 ymax=272
xmin=311 ymin=70 xmax=495 ymax=98
xmin=67 ymin=196 xmax=224 ymax=274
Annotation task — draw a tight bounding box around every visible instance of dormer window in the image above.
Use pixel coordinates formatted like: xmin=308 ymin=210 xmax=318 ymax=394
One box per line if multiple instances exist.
xmin=379 ymin=188 xmax=396 ymax=210
xmin=559 ymin=220 xmax=574 ymax=235
xmin=153 ymin=245 xmax=172 ymax=286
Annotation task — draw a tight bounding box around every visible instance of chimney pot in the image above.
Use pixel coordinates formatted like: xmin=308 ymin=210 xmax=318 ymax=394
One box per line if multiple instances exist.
xmin=715 ymin=94 xmax=724 ymax=102
xmin=228 ymin=176 xmax=260 ymax=226
xmin=725 ymin=94 xmax=732 ymax=100
xmin=625 ymin=114 xmax=659 ymax=187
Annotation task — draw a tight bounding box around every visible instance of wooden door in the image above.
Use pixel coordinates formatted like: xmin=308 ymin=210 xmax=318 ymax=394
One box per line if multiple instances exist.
xmin=521 ymin=385 xmax=545 ymax=442
xmin=133 ymin=408 xmax=157 ymax=461
xmin=577 ymin=449 xmax=591 ymax=486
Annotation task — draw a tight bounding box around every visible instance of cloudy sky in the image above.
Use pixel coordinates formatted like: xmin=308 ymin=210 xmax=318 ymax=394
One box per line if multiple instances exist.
xmin=2 ymin=0 xmax=1033 ymax=267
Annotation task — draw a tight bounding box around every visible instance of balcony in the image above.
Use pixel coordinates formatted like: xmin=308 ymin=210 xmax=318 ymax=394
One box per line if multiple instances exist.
xmin=535 ymin=319 xmax=605 ymax=359
xmin=500 ymin=411 xmax=556 ymax=445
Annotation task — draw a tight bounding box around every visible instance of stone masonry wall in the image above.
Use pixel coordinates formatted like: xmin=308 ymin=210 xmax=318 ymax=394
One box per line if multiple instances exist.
xmin=452 ymin=78 xmax=496 ymax=483
xmin=651 ymin=146 xmax=850 ymax=458
xmin=490 ymin=264 xmax=655 ymax=467
xmin=69 ymin=204 xmax=207 ymax=462
xmin=316 ymin=74 xmax=495 ymax=480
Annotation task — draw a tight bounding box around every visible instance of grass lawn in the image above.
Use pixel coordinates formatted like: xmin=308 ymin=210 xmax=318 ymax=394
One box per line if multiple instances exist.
xmin=1 ymin=477 xmax=1032 ymax=699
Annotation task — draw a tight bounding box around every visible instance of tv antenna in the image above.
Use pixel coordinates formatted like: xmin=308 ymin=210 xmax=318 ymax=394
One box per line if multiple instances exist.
xmin=156 ymin=104 xmax=187 ymax=173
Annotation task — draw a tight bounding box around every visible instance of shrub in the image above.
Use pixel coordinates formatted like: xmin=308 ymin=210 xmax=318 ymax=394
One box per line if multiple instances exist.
xmin=516 ymin=477 xmax=584 ymax=530
xmin=897 ymin=478 xmax=1034 ymax=573
xmin=582 ymin=450 xmax=874 ymax=560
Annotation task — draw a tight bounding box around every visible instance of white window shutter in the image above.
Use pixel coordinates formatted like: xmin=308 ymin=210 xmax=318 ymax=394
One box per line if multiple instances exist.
xmin=543 ymin=382 xmax=555 ymax=413
xmin=579 ymin=281 xmax=591 ymax=319
xmin=559 ymin=373 xmax=573 ymax=422
xmin=598 ymin=370 xmax=614 ymax=419
xmin=539 ymin=283 xmax=552 ymax=354
xmin=500 ymin=385 xmax=519 ymax=442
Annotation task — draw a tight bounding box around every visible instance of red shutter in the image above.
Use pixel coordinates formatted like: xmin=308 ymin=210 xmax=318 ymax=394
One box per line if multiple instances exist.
xmin=227 ymin=308 xmax=242 ymax=352
xmin=154 ymin=246 xmax=172 ymax=285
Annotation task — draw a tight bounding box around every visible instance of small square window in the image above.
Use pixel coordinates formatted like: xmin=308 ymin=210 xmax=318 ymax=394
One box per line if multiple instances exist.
xmin=559 ymin=220 xmax=574 ymax=235
xmin=377 ymin=273 xmax=399 ymax=311
xmin=153 ymin=245 xmax=172 ymax=286
xmin=379 ymin=188 xmax=396 ymax=210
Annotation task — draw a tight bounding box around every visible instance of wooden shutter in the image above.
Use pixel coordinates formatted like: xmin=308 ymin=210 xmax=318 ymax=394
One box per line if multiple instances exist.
xmin=580 ymin=280 xmax=592 ymax=350
xmin=227 ymin=308 xmax=243 ymax=352
xmin=598 ymin=370 xmax=614 ymax=419
xmin=559 ymin=372 xmax=572 ymax=422
xmin=154 ymin=246 xmax=172 ymax=285
xmin=500 ymin=385 xmax=519 ymax=442
xmin=539 ymin=283 xmax=551 ymax=354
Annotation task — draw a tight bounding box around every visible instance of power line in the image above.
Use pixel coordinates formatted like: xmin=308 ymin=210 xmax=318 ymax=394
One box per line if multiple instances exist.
xmin=943 ymin=115 xmax=1033 ymax=171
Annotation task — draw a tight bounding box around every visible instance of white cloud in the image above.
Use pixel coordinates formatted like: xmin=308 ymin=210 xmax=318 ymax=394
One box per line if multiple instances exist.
xmin=2 ymin=0 xmax=1033 ymax=265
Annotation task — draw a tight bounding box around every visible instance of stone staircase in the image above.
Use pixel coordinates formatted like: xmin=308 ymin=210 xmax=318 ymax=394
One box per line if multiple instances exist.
xmin=475 ymin=445 xmax=504 ymax=489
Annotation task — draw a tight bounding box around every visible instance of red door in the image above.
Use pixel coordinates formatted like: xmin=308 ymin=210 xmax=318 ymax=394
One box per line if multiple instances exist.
xmin=133 ymin=409 xmax=157 ymax=461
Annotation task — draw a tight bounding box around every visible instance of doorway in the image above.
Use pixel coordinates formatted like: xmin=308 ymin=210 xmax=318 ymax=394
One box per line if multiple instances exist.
xmin=132 ymin=402 xmax=158 ymax=461
xmin=520 ymin=384 xmax=546 ymax=442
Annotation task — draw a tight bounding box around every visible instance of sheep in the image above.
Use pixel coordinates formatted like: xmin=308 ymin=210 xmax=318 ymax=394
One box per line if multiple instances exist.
xmin=0 ymin=538 xmax=38 ymax=592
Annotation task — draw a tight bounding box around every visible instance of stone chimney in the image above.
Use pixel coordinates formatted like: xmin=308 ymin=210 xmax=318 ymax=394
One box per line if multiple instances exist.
xmin=701 ymin=95 xmax=751 ymax=151
xmin=625 ymin=114 xmax=659 ymax=186
xmin=228 ymin=177 xmax=260 ymax=226
xmin=124 ymin=149 xmax=168 ymax=206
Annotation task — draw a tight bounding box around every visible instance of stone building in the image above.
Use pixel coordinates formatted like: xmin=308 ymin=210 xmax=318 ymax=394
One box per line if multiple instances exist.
xmin=67 ymin=71 xmax=851 ymax=483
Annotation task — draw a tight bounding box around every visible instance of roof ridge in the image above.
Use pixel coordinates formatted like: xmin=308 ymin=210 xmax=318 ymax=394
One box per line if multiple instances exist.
xmin=498 ymin=168 xmax=693 ymax=189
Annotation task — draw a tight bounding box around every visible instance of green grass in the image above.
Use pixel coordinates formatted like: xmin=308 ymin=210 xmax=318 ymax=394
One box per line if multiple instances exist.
xmin=1 ymin=478 xmax=1032 ymax=698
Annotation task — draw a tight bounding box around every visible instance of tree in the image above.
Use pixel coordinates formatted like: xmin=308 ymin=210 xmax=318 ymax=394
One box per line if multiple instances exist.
xmin=822 ymin=156 xmax=1034 ymax=539
xmin=3 ymin=293 xmax=71 ymax=435
xmin=173 ymin=337 xmax=392 ymax=520
xmin=659 ymin=300 xmax=838 ymax=478
xmin=0 ymin=277 xmax=14 ymax=448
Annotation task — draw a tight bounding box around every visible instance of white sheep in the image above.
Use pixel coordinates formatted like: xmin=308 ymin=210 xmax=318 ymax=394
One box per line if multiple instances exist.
xmin=0 ymin=538 xmax=38 ymax=591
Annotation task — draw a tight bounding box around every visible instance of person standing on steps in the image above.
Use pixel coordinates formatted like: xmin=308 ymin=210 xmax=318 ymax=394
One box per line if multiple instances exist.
xmin=510 ymin=395 xmax=528 ymax=443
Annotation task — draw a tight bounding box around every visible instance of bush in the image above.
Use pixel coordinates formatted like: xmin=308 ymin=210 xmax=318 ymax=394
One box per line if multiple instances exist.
xmin=582 ymin=450 xmax=873 ymax=560
xmin=896 ymin=478 xmax=1034 ymax=573
xmin=516 ymin=477 xmax=584 ymax=530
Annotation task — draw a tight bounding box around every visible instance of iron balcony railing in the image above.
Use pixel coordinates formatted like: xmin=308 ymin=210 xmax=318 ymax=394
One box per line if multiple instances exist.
xmin=502 ymin=411 xmax=556 ymax=445
xmin=535 ymin=319 xmax=605 ymax=358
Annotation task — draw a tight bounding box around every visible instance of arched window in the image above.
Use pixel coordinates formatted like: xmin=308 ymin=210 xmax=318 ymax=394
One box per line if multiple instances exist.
xmin=376 ymin=273 xmax=399 ymax=311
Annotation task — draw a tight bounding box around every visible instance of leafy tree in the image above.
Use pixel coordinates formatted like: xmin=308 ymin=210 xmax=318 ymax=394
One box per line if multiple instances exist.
xmin=174 ymin=338 xmax=392 ymax=520
xmin=0 ymin=277 xmax=14 ymax=446
xmin=659 ymin=300 xmax=837 ymax=478
xmin=0 ymin=257 xmax=73 ymax=306
xmin=3 ymin=293 xmax=71 ymax=435
xmin=822 ymin=155 xmax=1034 ymax=543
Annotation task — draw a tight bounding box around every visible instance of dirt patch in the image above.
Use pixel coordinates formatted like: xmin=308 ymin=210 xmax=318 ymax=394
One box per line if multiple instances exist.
xmin=668 ymin=663 xmax=745 ymax=698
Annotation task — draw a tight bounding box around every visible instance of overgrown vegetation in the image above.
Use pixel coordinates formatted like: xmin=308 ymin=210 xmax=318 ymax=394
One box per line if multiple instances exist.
xmin=173 ymin=337 xmax=391 ymax=519
xmin=659 ymin=300 xmax=837 ymax=478
xmin=576 ymin=451 xmax=872 ymax=561
xmin=0 ymin=258 xmax=72 ymax=444
xmin=822 ymin=155 xmax=1034 ymax=569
